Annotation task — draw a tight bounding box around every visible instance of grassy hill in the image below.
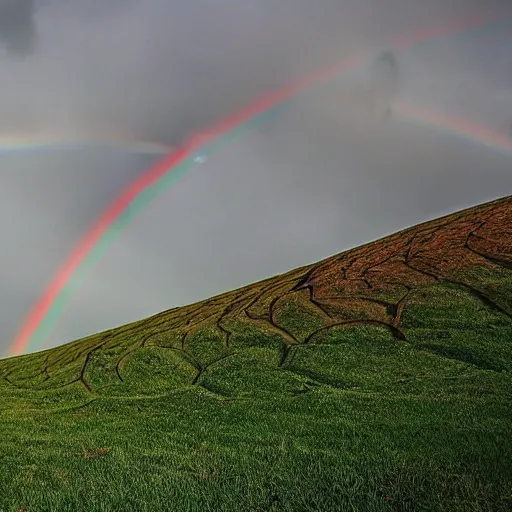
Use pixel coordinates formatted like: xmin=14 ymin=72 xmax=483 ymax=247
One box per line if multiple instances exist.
xmin=1 ymin=194 xmax=511 ymax=512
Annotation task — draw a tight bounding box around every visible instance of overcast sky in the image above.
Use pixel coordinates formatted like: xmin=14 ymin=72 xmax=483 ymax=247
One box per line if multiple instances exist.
xmin=1 ymin=0 xmax=511 ymax=357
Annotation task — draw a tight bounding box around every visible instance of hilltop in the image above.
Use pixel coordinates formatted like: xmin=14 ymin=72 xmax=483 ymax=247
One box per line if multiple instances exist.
xmin=0 ymin=194 xmax=511 ymax=511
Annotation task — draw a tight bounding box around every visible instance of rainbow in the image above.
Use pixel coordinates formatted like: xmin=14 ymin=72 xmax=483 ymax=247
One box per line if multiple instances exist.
xmin=8 ymin=9 xmax=512 ymax=357
xmin=0 ymin=133 xmax=172 ymax=155
xmin=395 ymin=101 xmax=512 ymax=155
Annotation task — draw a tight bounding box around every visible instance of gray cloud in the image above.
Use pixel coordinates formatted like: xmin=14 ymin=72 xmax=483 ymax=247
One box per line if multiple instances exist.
xmin=1 ymin=0 xmax=511 ymax=356
xmin=2 ymin=0 xmax=508 ymax=142
xmin=0 ymin=0 xmax=36 ymax=57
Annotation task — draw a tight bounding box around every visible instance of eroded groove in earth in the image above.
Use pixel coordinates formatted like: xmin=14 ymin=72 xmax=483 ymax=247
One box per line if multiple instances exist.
xmin=1 ymin=195 xmax=511 ymax=400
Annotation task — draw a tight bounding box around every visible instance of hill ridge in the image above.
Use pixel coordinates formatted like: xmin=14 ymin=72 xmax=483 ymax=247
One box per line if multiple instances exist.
xmin=1 ymin=193 xmax=511 ymax=512
xmin=1 ymin=194 xmax=511 ymax=400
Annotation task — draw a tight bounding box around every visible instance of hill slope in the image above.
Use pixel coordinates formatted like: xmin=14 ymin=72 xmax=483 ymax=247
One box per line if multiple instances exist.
xmin=1 ymin=195 xmax=511 ymax=512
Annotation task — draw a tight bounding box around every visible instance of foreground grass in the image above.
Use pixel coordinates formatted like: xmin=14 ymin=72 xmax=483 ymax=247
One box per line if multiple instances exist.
xmin=1 ymin=390 xmax=510 ymax=511
xmin=1 ymin=196 xmax=511 ymax=511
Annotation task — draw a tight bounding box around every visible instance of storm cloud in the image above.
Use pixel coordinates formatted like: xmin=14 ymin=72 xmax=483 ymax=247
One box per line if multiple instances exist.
xmin=0 ymin=0 xmax=36 ymax=57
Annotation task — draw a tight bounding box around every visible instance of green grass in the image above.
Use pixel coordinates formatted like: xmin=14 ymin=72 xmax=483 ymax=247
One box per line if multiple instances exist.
xmin=1 ymin=197 xmax=511 ymax=511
